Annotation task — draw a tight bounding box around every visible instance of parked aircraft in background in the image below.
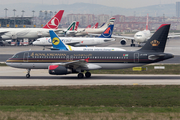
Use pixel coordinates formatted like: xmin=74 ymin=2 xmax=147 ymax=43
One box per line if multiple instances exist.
xmin=6 ymin=24 xmax=173 ymax=78
xmin=57 ymin=21 xmax=79 ymax=37
xmin=92 ymin=23 xmax=98 ymax=29
xmin=75 ymin=17 xmax=115 ymax=36
xmin=49 ymin=30 xmax=126 ymax=51
xmin=33 ymin=24 xmax=115 ymax=47
xmin=115 ymin=14 xmax=180 ymax=47
xmin=0 ymin=10 xmax=64 ymax=43
xmin=114 ymin=14 xmax=150 ymax=47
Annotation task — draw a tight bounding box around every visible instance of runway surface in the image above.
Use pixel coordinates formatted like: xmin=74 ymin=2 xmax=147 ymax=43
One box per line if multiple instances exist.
xmin=0 ymin=67 xmax=180 ymax=86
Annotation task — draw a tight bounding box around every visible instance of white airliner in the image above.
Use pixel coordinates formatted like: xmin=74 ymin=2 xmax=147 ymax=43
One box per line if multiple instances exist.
xmin=75 ymin=17 xmax=115 ymax=36
xmin=49 ymin=29 xmax=125 ymax=51
xmin=0 ymin=10 xmax=64 ymax=41
xmin=33 ymin=25 xmax=115 ymax=47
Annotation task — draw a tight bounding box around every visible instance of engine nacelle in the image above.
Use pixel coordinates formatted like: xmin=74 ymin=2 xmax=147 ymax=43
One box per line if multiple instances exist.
xmin=120 ymin=39 xmax=126 ymax=45
xmin=49 ymin=65 xmax=72 ymax=75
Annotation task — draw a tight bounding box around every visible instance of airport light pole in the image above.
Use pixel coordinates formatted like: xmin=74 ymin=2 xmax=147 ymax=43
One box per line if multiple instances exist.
xmin=22 ymin=10 xmax=25 ymax=27
xmin=45 ymin=11 xmax=47 ymax=24
xmin=4 ymin=8 xmax=8 ymax=27
xmin=40 ymin=10 xmax=42 ymax=27
xmin=4 ymin=8 xmax=8 ymax=18
xmin=32 ymin=10 xmax=35 ymax=27
xmin=13 ymin=9 xmax=16 ymax=28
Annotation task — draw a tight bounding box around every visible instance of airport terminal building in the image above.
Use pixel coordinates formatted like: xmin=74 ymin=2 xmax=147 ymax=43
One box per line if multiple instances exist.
xmin=0 ymin=17 xmax=33 ymax=28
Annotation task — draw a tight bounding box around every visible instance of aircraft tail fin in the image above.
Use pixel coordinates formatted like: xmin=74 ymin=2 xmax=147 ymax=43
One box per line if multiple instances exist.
xmin=43 ymin=10 xmax=64 ymax=29
xmin=92 ymin=22 xmax=98 ymax=29
xmin=86 ymin=25 xmax=91 ymax=28
xmin=100 ymin=17 xmax=115 ymax=29
xmin=146 ymin=13 xmax=149 ymax=30
xmin=49 ymin=30 xmax=69 ymax=51
xmin=75 ymin=21 xmax=79 ymax=31
xmin=98 ymin=24 xmax=114 ymax=38
xmin=138 ymin=24 xmax=170 ymax=52
xmin=67 ymin=21 xmax=76 ymax=31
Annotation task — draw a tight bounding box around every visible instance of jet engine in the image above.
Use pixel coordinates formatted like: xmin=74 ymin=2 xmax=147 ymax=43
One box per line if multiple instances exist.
xmin=49 ymin=65 xmax=72 ymax=75
xmin=120 ymin=39 xmax=126 ymax=45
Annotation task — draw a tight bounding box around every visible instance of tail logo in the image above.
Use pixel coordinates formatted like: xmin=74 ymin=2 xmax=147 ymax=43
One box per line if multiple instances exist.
xmin=52 ymin=37 xmax=60 ymax=45
xmin=102 ymin=27 xmax=112 ymax=37
xmin=150 ymin=40 xmax=160 ymax=46
xmin=47 ymin=17 xmax=59 ymax=29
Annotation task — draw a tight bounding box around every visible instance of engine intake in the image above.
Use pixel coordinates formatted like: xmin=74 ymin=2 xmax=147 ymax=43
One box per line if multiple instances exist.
xmin=49 ymin=65 xmax=72 ymax=75
xmin=120 ymin=39 xmax=126 ymax=45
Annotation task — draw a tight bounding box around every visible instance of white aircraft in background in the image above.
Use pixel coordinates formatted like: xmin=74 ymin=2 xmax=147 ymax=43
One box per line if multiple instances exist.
xmin=115 ymin=14 xmax=150 ymax=47
xmin=57 ymin=21 xmax=79 ymax=37
xmin=33 ymin=24 xmax=115 ymax=47
xmin=0 ymin=10 xmax=64 ymax=41
xmin=75 ymin=17 xmax=115 ymax=36
xmin=116 ymin=14 xmax=180 ymax=47
xmin=49 ymin=30 xmax=125 ymax=51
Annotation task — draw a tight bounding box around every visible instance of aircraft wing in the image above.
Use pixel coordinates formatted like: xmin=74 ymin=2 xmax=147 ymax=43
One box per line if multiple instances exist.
xmin=65 ymin=42 xmax=80 ymax=46
xmin=0 ymin=31 xmax=9 ymax=36
xmin=168 ymin=34 xmax=180 ymax=38
xmin=88 ymin=33 xmax=135 ymax=40
xmin=52 ymin=58 xmax=101 ymax=70
xmin=111 ymin=35 xmax=134 ymax=40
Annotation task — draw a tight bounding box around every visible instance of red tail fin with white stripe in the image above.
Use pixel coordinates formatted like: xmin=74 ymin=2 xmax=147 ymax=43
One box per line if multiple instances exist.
xmin=75 ymin=21 xmax=79 ymax=31
xmin=43 ymin=10 xmax=64 ymax=29
xmin=92 ymin=22 xmax=98 ymax=29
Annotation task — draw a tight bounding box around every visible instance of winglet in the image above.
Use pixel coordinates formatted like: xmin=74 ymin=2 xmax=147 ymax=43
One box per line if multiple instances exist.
xmin=85 ymin=58 xmax=89 ymax=62
xmin=43 ymin=10 xmax=64 ymax=29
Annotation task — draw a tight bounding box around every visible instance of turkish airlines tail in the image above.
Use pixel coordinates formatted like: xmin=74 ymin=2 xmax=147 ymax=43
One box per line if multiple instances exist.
xmin=146 ymin=13 xmax=149 ymax=30
xmin=92 ymin=22 xmax=98 ymax=29
xmin=43 ymin=10 xmax=64 ymax=29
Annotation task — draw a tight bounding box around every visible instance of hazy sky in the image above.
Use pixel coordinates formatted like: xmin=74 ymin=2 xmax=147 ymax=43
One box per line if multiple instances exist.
xmin=0 ymin=0 xmax=178 ymax=8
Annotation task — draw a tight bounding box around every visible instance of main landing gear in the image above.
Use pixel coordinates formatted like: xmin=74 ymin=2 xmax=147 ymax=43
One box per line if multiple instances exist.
xmin=26 ymin=69 xmax=31 ymax=78
xmin=77 ymin=71 xmax=91 ymax=78
xmin=130 ymin=39 xmax=135 ymax=47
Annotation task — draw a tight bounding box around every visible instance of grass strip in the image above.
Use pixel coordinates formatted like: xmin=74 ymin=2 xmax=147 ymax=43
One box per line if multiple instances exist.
xmin=0 ymin=85 xmax=180 ymax=107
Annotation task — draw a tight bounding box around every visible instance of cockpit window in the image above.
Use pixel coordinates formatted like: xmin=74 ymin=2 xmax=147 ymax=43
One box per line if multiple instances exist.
xmin=136 ymin=35 xmax=142 ymax=37
xmin=12 ymin=54 xmax=19 ymax=58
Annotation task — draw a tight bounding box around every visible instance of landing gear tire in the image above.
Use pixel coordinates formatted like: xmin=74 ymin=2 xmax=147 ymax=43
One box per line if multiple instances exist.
xmin=131 ymin=44 xmax=135 ymax=47
xmin=26 ymin=74 xmax=30 ymax=78
xmin=85 ymin=72 xmax=91 ymax=78
xmin=78 ymin=73 xmax=84 ymax=78
xmin=26 ymin=69 xmax=31 ymax=78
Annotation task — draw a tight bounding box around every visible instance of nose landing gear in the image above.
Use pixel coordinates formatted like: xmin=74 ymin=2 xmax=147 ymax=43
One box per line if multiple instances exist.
xmin=26 ymin=69 xmax=31 ymax=78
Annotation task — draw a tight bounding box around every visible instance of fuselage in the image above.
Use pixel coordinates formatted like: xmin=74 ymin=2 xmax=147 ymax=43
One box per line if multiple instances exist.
xmin=6 ymin=50 xmax=173 ymax=70
xmin=0 ymin=28 xmax=61 ymax=40
xmin=66 ymin=45 xmax=126 ymax=51
xmin=134 ymin=30 xmax=150 ymax=43
xmin=33 ymin=37 xmax=115 ymax=46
